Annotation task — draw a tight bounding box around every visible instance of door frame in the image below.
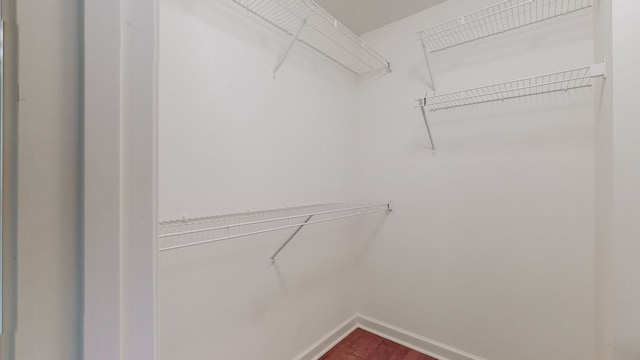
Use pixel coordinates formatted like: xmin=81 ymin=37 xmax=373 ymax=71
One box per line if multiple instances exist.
xmin=84 ymin=0 xmax=159 ymax=359
xmin=1 ymin=0 xmax=17 ymax=357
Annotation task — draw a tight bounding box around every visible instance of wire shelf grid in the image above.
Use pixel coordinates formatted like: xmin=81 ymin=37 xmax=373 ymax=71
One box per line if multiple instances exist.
xmin=419 ymin=64 xmax=603 ymax=111
xmin=232 ymin=0 xmax=391 ymax=74
xmin=418 ymin=0 xmax=592 ymax=52
xmin=159 ymin=203 xmax=391 ymax=252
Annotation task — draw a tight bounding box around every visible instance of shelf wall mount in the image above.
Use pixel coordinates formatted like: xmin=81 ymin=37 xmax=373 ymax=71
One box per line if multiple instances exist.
xmin=232 ymin=0 xmax=392 ymax=76
xmin=158 ymin=203 xmax=393 ymax=262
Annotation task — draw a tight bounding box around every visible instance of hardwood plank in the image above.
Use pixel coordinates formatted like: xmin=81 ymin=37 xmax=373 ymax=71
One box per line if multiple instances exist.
xmin=319 ymin=328 xmax=438 ymax=360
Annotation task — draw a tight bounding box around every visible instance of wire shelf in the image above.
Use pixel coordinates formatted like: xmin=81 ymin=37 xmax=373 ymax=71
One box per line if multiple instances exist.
xmin=418 ymin=63 xmax=605 ymax=111
xmin=159 ymin=202 xmax=392 ymax=253
xmin=418 ymin=0 xmax=592 ymax=52
xmin=232 ymin=0 xmax=391 ymax=75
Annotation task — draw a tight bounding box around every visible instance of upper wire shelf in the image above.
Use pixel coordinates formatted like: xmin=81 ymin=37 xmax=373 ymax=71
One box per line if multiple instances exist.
xmin=232 ymin=0 xmax=391 ymax=75
xmin=159 ymin=202 xmax=392 ymax=261
xmin=418 ymin=0 xmax=593 ymax=53
xmin=418 ymin=63 xmax=605 ymax=111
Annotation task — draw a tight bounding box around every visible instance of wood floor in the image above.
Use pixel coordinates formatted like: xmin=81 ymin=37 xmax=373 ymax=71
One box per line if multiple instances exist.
xmin=319 ymin=328 xmax=437 ymax=360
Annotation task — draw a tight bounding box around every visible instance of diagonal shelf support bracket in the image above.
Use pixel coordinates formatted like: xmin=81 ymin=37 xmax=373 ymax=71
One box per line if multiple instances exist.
xmin=420 ymin=40 xmax=436 ymax=95
xmin=419 ymin=98 xmax=436 ymax=151
xmin=273 ymin=14 xmax=309 ymax=77
xmin=271 ymin=215 xmax=313 ymax=264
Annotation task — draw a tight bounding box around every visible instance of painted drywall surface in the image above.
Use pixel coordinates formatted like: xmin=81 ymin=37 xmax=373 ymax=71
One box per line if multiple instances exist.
xmin=14 ymin=0 xmax=83 ymax=358
xmin=593 ymin=0 xmax=614 ymax=359
xmin=352 ymin=1 xmax=596 ymax=359
xmin=83 ymin=0 xmax=123 ymax=358
xmin=594 ymin=2 xmax=640 ymax=359
xmin=158 ymin=0 xmax=368 ymax=359
xmin=120 ymin=0 xmax=159 ymax=358
xmin=610 ymin=1 xmax=640 ymax=359
xmin=159 ymin=0 xmax=359 ymax=220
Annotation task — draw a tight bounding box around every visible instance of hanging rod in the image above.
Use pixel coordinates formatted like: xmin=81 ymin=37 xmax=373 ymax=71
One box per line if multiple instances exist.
xmin=158 ymin=203 xmax=392 ymax=254
xmin=232 ymin=0 xmax=391 ymax=75
xmin=417 ymin=0 xmax=593 ymax=53
xmin=418 ymin=62 xmax=605 ymax=111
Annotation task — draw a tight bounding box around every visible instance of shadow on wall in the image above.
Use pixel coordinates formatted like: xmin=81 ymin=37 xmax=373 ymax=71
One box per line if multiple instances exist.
xmin=157 ymin=216 xmax=391 ymax=320
xmin=390 ymin=9 xmax=593 ymax=92
xmin=350 ymin=214 xmax=392 ymax=268
xmin=421 ymin=87 xmax=595 ymax=152
xmin=161 ymin=0 xmax=365 ymax=87
xmin=429 ymin=12 xmax=594 ymax=76
xmin=357 ymin=67 xmax=394 ymax=88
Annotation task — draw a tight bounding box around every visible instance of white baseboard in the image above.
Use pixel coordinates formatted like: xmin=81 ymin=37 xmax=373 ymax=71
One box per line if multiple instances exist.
xmin=292 ymin=314 xmax=486 ymax=360
xmin=291 ymin=314 xmax=359 ymax=360
xmin=357 ymin=314 xmax=487 ymax=360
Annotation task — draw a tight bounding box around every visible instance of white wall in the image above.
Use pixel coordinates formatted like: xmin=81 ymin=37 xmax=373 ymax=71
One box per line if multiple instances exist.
xmin=158 ymin=1 xmax=630 ymax=359
xmin=352 ymin=1 xmax=596 ymax=359
xmin=14 ymin=0 xmax=83 ymax=359
xmin=593 ymin=0 xmax=613 ymax=358
xmin=159 ymin=0 xmax=359 ymax=220
xmin=594 ymin=2 xmax=640 ymax=359
xmin=610 ymin=1 xmax=640 ymax=359
xmin=158 ymin=1 xmax=369 ymax=359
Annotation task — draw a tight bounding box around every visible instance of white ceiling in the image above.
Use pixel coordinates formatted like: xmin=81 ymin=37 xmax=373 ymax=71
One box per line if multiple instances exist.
xmin=315 ymin=0 xmax=445 ymax=35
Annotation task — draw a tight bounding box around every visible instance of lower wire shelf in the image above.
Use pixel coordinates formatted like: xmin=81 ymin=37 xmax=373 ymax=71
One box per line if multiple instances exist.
xmin=159 ymin=202 xmax=392 ymax=262
xmin=418 ymin=62 xmax=606 ymax=111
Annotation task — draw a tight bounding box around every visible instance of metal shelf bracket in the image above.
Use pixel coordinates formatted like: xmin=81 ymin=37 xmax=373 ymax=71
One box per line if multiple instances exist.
xmin=273 ymin=14 xmax=309 ymax=77
xmin=418 ymin=98 xmax=436 ymax=151
xmin=420 ymin=41 xmax=436 ymax=94
xmin=270 ymin=215 xmax=313 ymax=264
